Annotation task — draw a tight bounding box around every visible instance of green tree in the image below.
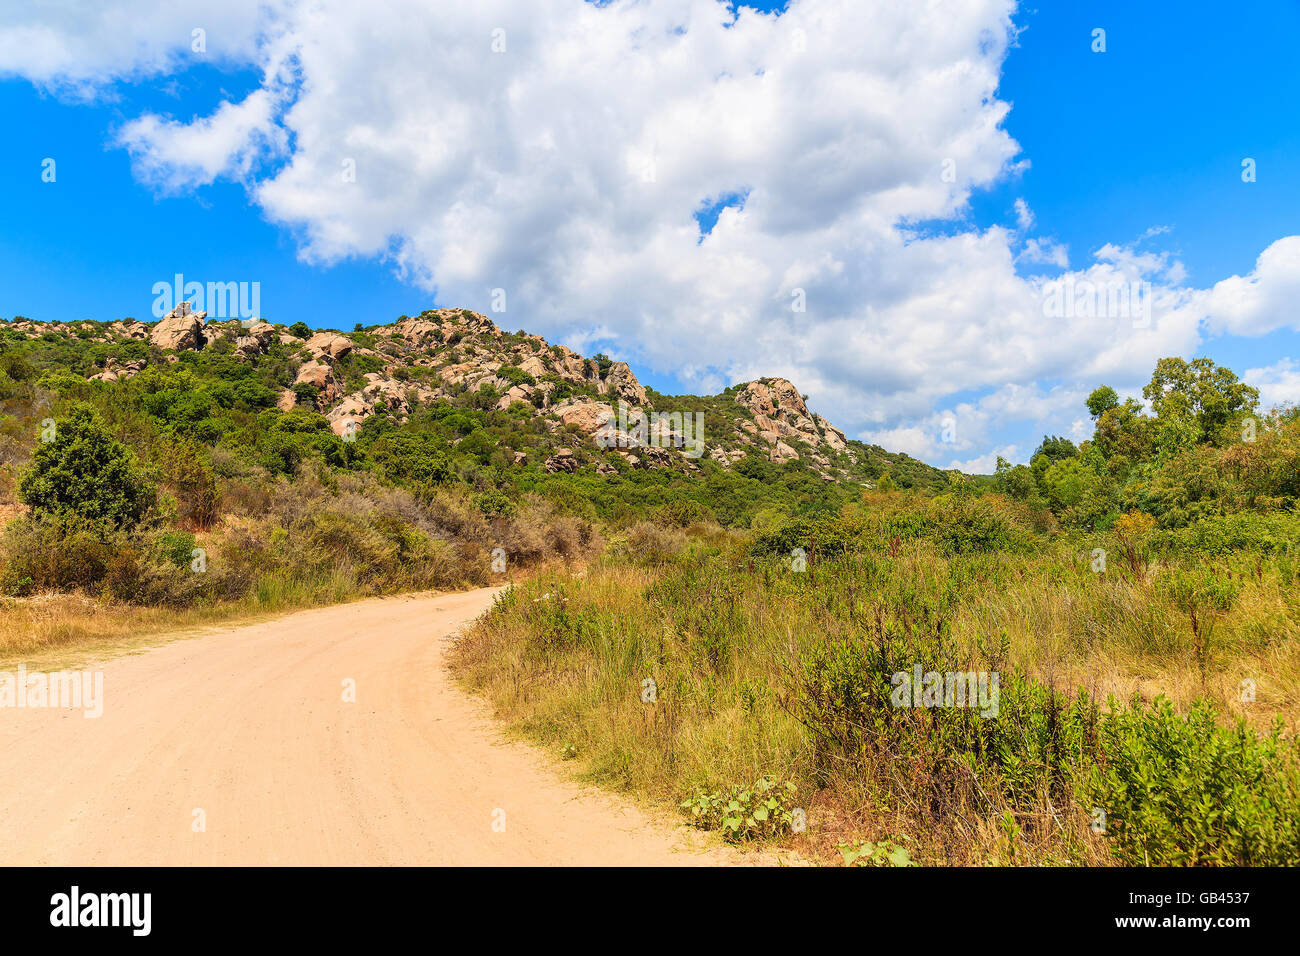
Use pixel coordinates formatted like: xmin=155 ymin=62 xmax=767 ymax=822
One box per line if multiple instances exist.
xmin=1086 ymin=385 xmax=1120 ymax=418
xmin=994 ymin=456 xmax=1034 ymax=500
xmin=19 ymin=403 xmax=154 ymax=532
xmin=1143 ymin=357 xmax=1259 ymax=447
xmin=1033 ymin=435 xmax=1078 ymax=463
xmin=1042 ymin=457 xmax=1092 ymax=511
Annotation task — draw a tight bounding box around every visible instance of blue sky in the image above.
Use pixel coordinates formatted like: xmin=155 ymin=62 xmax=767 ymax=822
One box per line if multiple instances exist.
xmin=1 ymin=0 xmax=1297 ymax=469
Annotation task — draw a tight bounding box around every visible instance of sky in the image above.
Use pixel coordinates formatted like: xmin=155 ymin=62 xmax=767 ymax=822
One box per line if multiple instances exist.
xmin=1 ymin=0 xmax=1298 ymax=471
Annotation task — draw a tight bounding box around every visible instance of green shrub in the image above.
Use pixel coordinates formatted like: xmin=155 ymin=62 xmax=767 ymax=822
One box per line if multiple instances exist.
xmin=837 ymin=838 xmax=916 ymax=867
xmin=156 ymin=438 xmax=221 ymax=530
xmin=496 ymin=364 xmax=536 ymax=387
xmin=751 ymin=496 xmax=1036 ymax=561
xmin=474 ymin=489 xmax=515 ymax=518
xmin=796 ymin=621 xmax=1100 ymax=812
xmin=929 ymin=496 xmax=1036 ymax=555
xmin=1150 ymin=511 xmax=1300 ymax=555
xmin=653 ymin=499 xmax=716 ymax=528
xmin=18 ymin=403 xmax=154 ymax=533
xmin=1084 ymin=698 xmax=1300 ymax=865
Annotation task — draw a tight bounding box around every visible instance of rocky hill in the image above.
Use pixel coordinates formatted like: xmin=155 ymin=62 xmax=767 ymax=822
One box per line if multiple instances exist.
xmin=2 ymin=306 xmax=951 ymax=490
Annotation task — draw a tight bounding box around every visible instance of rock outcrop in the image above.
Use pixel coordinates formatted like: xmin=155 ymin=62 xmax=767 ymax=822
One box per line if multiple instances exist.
xmin=545 ymin=449 xmax=579 ymax=473
xmin=294 ymin=360 xmax=343 ymax=407
xmin=600 ymin=361 xmax=648 ymax=406
xmin=150 ymin=302 xmax=206 ymax=351
xmin=235 ymin=321 xmax=277 ymax=356
xmin=305 ymin=331 xmax=354 ymax=360
xmin=89 ymin=358 xmax=146 ymax=383
xmin=733 ymin=378 xmax=858 ymax=470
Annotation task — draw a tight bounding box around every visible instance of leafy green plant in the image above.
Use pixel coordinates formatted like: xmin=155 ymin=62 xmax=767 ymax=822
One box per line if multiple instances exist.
xmin=681 ymin=776 xmax=800 ymax=842
xmin=837 ymin=837 xmax=916 ymax=867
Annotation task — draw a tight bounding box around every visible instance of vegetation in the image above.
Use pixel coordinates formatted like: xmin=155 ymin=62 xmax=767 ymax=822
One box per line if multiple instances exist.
xmin=2 ymin=312 xmax=1297 ymax=867
xmin=453 ymin=495 xmax=1300 ymax=865
xmin=450 ymin=357 xmax=1300 ymax=866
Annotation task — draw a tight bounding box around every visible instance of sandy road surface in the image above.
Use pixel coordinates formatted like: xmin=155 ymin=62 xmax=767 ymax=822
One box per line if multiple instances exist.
xmin=0 ymin=588 xmax=750 ymax=866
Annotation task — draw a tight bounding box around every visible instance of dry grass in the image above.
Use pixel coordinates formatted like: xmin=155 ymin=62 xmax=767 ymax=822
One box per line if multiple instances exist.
xmin=0 ymin=592 xmax=303 ymax=670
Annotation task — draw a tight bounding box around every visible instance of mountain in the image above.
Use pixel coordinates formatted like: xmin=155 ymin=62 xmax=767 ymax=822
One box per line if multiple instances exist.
xmin=2 ymin=306 xmax=953 ymax=491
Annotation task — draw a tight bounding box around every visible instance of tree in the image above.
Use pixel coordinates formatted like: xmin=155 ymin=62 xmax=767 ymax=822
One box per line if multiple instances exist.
xmin=19 ymin=403 xmax=154 ymax=532
xmin=289 ymin=321 xmax=311 ymax=339
xmin=995 ymin=456 xmax=1034 ymax=500
xmin=1086 ymin=385 xmax=1120 ymax=418
xmin=1092 ymin=398 xmax=1156 ymax=474
xmin=156 ymin=437 xmax=220 ymax=530
xmin=1143 ymin=357 xmax=1259 ymax=447
xmin=1033 ymin=435 xmax=1078 ymax=462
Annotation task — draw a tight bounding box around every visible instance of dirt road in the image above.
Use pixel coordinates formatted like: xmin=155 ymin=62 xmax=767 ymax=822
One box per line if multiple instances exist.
xmin=0 ymin=588 xmax=747 ymax=866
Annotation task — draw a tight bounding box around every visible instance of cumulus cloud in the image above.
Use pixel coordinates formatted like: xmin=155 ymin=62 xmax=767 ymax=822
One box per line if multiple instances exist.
xmin=1245 ymin=358 xmax=1300 ymax=412
xmin=1200 ymin=237 xmax=1300 ymax=337
xmin=117 ymin=89 xmax=287 ymax=191
xmin=2 ymin=0 xmax=1297 ymax=467
xmin=950 ymin=445 xmax=1018 ymax=474
xmin=0 ymin=0 xmax=268 ymax=96
xmin=1019 ymin=237 xmax=1068 ymax=268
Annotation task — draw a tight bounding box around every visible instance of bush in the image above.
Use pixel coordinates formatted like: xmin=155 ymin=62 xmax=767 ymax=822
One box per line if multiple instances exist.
xmin=1150 ymin=511 xmax=1300 ymax=556
xmin=18 ymin=403 xmax=154 ymax=533
xmin=751 ymin=495 xmax=1036 ymax=560
xmin=474 ymin=489 xmax=515 ymax=518
xmin=156 ymin=438 xmax=221 ymax=530
xmin=620 ymin=521 xmax=686 ymax=563
xmin=653 ymin=499 xmax=716 ymax=528
xmin=0 ymin=517 xmax=115 ymax=595
xmin=929 ymin=496 xmax=1036 ymax=555
xmin=496 ymin=364 xmax=536 ymax=387
xmin=1085 ymin=699 xmax=1300 ymax=865
xmin=796 ymin=617 xmax=1100 ymax=813
xmin=102 ymin=528 xmax=209 ymax=607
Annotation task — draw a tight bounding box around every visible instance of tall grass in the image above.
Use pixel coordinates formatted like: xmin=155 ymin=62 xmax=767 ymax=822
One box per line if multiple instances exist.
xmin=450 ymin=506 xmax=1300 ymax=865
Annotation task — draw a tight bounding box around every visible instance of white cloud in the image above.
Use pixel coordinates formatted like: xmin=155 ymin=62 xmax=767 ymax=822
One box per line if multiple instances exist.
xmin=1245 ymin=358 xmax=1300 ymax=411
xmin=3 ymin=0 xmax=1298 ymax=467
xmin=950 ymin=445 xmax=1018 ymax=474
xmin=1019 ymin=237 xmax=1068 ymax=267
xmin=1200 ymin=237 xmax=1300 ymax=337
xmin=861 ymin=380 xmax=1088 ymax=466
xmin=0 ymin=0 xmax=268 ymax=96
xmin=1013 ymin=197 xmax=1034 ymax=231
xmin=117 ymin=89 xmax=287 ymax=191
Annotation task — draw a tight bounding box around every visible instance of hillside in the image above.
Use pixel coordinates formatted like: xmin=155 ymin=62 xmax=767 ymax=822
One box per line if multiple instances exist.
xmin=2 ymin=305 xmax=952 ymax=493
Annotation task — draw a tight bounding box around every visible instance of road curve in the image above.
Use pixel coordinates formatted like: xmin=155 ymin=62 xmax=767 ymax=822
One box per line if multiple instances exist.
xmin=0 ymin=588 xmax=744 ymax=866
